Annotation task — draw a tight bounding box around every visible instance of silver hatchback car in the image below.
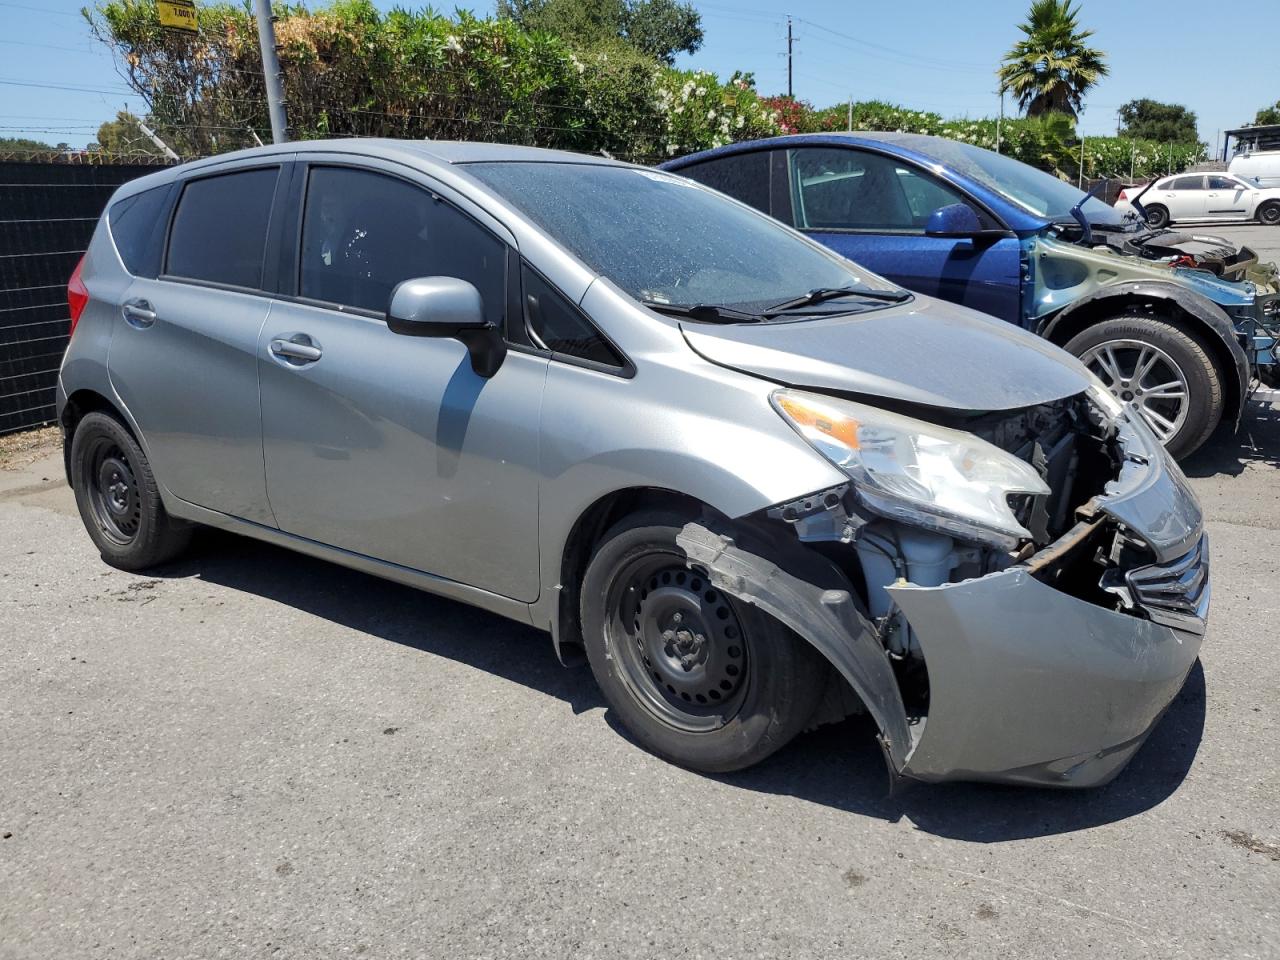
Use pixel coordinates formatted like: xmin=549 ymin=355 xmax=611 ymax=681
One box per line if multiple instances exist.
xmin=59 ymin=140 xmax=1208 ymax=788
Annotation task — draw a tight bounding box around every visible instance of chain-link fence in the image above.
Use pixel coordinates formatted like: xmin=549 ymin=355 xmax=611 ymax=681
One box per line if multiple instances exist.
xmin=0 ymin=157 xmax=173 ymax=435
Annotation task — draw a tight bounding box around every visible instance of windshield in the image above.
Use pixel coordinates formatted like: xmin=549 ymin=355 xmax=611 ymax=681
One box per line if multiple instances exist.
xmin=916 ymin=138 xmax=1128 ymax=227
xmin=463 ymin=161 xmax=903 ymax=312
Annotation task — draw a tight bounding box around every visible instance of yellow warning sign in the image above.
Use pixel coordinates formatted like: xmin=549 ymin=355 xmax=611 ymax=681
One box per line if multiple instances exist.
xmin=157 ymin=0 xmax=198 ymax=33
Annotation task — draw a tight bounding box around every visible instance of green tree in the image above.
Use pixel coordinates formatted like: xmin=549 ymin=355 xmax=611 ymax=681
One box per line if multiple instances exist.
xmin=998 ymin=0 xmax=1108 ymax=119
xmin=1254 ymin=101 xmax=1280 ymax=125
xmin=497 ymin=0 xmax=702 ymax=64
xmin=619 ymin=0 xmax=702 ymax=64
xmin=0 ymin=135 xmax=58 ymax=152
xmin=1117 ymin=99 xmax=1200 ymax=144
xmin=86 ymin=111 xmax=165 ymax=155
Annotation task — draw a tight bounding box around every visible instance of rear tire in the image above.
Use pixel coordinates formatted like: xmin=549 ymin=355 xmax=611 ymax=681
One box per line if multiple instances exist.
xmin=1144 ymin=203 xmax=1170 ymax=229
xmin=1259 ymin=201 xmax=1280 ymax=226
xmin=70 ymin=411 xmax=191 ymax=570
xmin=1065 ymin=315 xmax=1224 ymax=460
xmin=581 ymin=511 xmax=827 ymax=773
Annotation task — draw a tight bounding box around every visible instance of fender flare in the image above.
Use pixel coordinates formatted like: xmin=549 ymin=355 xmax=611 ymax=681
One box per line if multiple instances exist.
xmin=1037 ymin=280 xmax=1250 ymax=422
xmin=675 ymin=519 xmax=914 ymax=779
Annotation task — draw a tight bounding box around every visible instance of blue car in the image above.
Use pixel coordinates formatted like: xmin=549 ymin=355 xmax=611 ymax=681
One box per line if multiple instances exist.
xmin=663 ymin=133 xmax=1280 ymax=459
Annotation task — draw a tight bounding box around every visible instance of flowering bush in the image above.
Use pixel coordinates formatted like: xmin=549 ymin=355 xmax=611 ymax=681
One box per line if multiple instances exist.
xmin=88 ymin=0 xmax=778 ymax=161
xmin=653 ymin=71 xmax=779 ymax=157
xmin=745 ymin=96 xmax=1204 ymax=180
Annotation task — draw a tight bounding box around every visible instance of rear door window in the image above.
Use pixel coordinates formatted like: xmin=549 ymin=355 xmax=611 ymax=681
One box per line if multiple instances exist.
xmin=676 ymin=151 xmax=771 ymax=213
xmin=1170 ymin=175 xmax=1205 ymax=191
xmin=166 ymin=167 xmax=279 ymax=289
xmin=298 ymin=165 xmax=506 ymax=323
xmin=109 ymin=184 xmax=171 ymax=278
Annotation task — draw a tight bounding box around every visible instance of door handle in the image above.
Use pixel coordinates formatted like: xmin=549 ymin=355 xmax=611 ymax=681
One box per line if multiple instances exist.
xmin=122 ymin=298 xmax=156 ymax=328
xmin=270 ymin=335 xmax=323 ymax=363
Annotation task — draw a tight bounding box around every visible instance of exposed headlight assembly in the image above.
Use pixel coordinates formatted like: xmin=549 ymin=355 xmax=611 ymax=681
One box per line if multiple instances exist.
xmin=772 ymin=389 xmax=1049 ymax=550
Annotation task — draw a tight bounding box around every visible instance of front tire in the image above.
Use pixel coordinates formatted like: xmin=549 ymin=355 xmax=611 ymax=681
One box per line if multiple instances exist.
xmin=1259 ymin=201 xmax=1280 ymax=226
xmin=581 ymin=511 xmax=828 ymax=773
xmin=70 ymin=411 xmax=191 ymax=570
xmin=1144 ymin=203 xmax=1170 ymax=229
xmin=1065 ymin=315 xmax=1224 ymax=460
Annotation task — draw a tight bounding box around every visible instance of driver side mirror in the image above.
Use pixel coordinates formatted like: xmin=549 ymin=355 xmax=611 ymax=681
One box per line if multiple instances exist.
xmin=924 ymin=202 xmax=989 ymax=238
xmin=387 ymin=276 xmax=506 ymax=378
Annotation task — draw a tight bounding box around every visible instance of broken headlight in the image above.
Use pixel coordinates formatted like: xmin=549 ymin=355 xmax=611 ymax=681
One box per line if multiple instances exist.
xmin=772 ymin=389 xmax=1049 ymax=550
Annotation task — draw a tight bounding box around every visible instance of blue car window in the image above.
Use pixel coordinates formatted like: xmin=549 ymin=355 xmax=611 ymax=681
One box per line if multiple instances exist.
xmin=787 ymin=147 xmax=965 ymax=232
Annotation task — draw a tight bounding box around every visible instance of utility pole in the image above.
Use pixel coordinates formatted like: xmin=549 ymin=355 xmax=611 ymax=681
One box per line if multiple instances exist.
xmin=1078 ymin=135 xmax=1086 ymax=188
xmin=995 ymin=87 xmax=1004 ymax=154
xmin=786 ymin=17 xmax=793 ymax=99
xmin=129 ymin=113 xmax=179 ymax=161
xmin=847 ymin=95 xmax=853 ymax=131
xmin=252 ymin=0 xmax=288 ymax=143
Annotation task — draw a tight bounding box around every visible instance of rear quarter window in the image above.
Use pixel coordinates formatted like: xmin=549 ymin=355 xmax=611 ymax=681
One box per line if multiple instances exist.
xmin=166 ymin=167 xmax=280 ymax=289
xmin=108 ymin=185 xmax=171 ymax=278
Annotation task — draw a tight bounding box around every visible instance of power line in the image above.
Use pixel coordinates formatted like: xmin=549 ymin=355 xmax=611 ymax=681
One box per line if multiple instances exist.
xmin=0 ymin=78 xmax=136 ymax=96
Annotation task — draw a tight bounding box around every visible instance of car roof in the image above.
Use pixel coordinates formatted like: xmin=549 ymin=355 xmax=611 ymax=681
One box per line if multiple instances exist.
xmin=105 ymin=137 xmax=632 ymax=209
xmin=177 ymin=138 xmax=627 ymax=171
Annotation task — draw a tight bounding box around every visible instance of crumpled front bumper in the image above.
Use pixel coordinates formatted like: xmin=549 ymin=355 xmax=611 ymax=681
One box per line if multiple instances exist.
xmin=888 ymin=555 xmax=1204 ymax=787
xmin=680 ymin=412 xmax=1208 ymax=790
xmin=887 ymin=420 xmax=1208 ymax=788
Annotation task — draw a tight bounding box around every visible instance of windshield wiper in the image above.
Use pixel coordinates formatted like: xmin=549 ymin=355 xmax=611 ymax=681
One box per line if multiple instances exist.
xmin=765 ymin=285 xmax=911 ymax=314
xmin=641 ymin=300 xmax=763 ymax=323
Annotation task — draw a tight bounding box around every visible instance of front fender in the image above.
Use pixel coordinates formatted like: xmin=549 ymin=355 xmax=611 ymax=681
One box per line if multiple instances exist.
xmin=1039 ymin=279 xmax=1251 ymax=421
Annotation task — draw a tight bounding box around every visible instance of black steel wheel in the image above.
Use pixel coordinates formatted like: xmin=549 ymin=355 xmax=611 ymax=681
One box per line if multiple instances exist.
xmin=70 ymin=411 xmax=191 ymax=570
xmin=608 ymin=553 xmax=751 ymax=732
xmin=1144 ymin=203 xmax=1170 ymax=229
xmin=1259 ymin=201 xmax=1280 ymax=227
xmin=83 ymin=436 xmax=142 ymax=546
xmin=581 ymin=511 xmax=828 ymax=773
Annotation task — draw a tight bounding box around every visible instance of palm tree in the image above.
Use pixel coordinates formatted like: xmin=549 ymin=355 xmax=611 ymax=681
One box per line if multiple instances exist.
xmin=998 ymin=0 xmax=1108 ymax=119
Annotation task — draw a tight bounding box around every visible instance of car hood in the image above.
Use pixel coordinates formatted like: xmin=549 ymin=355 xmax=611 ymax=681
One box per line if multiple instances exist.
xmin=681 ymin=295 xmax=1093 ymax=412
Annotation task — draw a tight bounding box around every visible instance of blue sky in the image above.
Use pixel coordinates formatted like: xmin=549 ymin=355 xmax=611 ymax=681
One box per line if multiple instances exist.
xmin=0 ymin=0 xmax=1272 ymax=155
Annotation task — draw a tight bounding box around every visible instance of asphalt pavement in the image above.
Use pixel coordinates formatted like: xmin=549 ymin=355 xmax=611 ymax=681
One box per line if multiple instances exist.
xmin=2 ymin=225 xmax=1279 ymax=959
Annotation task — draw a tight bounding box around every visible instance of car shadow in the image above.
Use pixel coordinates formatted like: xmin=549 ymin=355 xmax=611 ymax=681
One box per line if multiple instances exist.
xmin=702 ymin=660 xmax=1205 ymax=842
xmin=151 ymin=528 xmax=1206 ymax=842
xmin=1180 ymin=400 xmax=1280 ymax=477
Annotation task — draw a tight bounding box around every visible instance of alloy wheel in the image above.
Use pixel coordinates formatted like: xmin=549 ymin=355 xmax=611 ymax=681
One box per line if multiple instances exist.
xmin=1080 ymin=338 xmax=1190 ymax=444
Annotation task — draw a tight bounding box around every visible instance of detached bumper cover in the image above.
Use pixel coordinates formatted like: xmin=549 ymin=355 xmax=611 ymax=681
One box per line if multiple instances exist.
xmin=888 ymin=560 xmax=1203 ymax=787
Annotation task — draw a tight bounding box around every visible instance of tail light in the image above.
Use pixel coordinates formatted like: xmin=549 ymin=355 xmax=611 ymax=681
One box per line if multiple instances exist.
xmin=1117 ymin=189 xmax=1130 ymax=201
xmin=67 ymin=255 xmax=88 ymax=337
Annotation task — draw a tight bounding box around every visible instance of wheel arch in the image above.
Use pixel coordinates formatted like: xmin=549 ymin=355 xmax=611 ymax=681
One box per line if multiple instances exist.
xmin=551 ymin=486 xmax=715 ymax=663
xmin=1038 ymin=282 xmax=1250 ymax=425
xmin=59 ymin=388 xmax=138 ymax=488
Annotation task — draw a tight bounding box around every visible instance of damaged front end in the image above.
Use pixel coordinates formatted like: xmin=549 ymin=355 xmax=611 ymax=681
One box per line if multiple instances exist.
xmin=679 ymin=391 xmax=1208 ymax=788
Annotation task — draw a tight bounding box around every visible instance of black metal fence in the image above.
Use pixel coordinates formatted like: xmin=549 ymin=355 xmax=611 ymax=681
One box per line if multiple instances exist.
xmin=0 ymin=159 xmax=173 ymax=435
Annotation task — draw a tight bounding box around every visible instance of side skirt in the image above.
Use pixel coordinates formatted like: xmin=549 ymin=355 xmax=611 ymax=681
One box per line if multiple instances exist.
xmin=164 ymin=496 xmax=538 ymax=630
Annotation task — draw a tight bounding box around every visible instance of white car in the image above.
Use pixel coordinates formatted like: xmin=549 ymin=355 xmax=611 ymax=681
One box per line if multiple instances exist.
xmin=1115 ymin=173 xmax=1280 ymax=228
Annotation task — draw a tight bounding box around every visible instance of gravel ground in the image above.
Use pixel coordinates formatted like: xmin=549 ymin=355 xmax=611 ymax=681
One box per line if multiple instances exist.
xmin=2 ymin=225 xmax=1278 ymax=959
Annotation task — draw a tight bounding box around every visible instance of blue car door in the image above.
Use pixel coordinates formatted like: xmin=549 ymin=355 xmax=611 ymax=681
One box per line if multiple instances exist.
xmin=778 ymin=146 xmax=1022 ymax=323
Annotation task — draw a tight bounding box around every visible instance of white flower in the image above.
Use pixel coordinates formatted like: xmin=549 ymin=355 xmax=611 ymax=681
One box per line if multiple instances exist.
xmin=675 ymin=105 xmax=684 ymax=114
xmin=444 ymin=35 xmax=462 ymax=53
xmin=695 ymin=86 xmax=707 ymax=96
xmin=736 ymin=115 xmax=745 ymax=128
xmin=667 ymin=143 xmax=678 ymax=155
xmin=707 ymin=110 xmax=716 ymax=120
